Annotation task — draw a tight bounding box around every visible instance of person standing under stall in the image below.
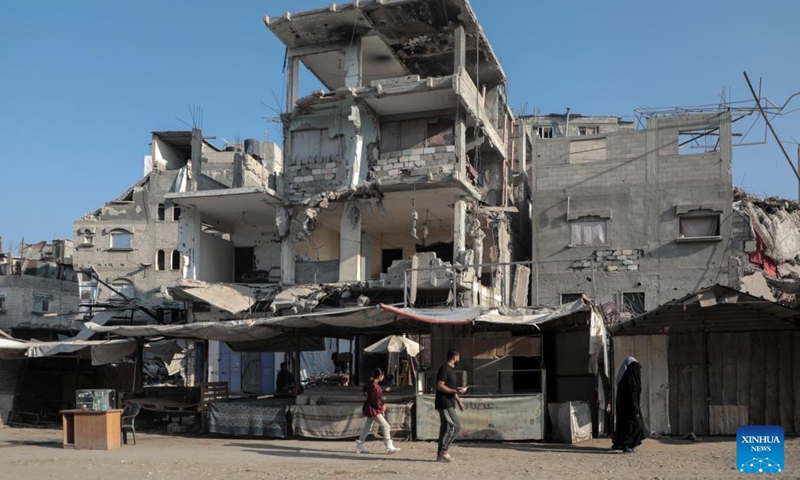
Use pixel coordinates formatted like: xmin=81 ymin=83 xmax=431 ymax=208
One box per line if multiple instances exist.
xmin=356 ymin=368 xmax=401 ymax=455
xmin=612 ymin=356 xmax=648 ymax=453
xmin=435 ymin=349 xmax=467 ymax=463
xmin=275 ymin=362 xmax=296 ymax=396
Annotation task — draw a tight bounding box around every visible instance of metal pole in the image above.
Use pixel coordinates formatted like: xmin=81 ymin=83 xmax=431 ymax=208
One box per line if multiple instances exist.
xmin=743 ymin=72 xmax=800 ymax=182
xmin=797 ymin=144 xmax=799 ymax=202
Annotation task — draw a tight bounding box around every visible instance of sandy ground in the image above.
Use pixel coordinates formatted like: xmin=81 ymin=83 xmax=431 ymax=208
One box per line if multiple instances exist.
xmin=1 ymin=426 xmax=799 ymax=480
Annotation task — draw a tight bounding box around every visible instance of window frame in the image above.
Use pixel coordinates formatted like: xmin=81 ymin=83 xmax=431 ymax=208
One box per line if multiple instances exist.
xmin=560 ymin=293 xmax=584 ymax=305
xmin=578 ymin=126 xmax=600 ymax=136
xmin=536 ymin=126 xmax=554 ymax=139
xmin=109 ymin=229 xmax=133 ymax=250
xmin=157 ymin=203 xmax=166 ymax=222
xmin=676 ymin=211 xmax=722 ymax=243
xmin=109 ymin=279 xmax=135 ymax=301
xmin=171 ymin=250 xmax=181 ymax=270
xmin=569 ymin=217 xmax=608 ymax=247
xmin=622 ymin=292 xmax=646 ymax=316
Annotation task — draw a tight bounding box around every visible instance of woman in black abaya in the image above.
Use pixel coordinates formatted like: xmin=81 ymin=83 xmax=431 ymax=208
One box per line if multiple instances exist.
xmin=612 ymin=357 xmax=647 ymax=453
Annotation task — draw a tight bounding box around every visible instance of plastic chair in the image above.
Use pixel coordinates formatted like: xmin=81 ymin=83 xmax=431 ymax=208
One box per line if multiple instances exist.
xmin=121 ymin=402 xmax=141 ymax=445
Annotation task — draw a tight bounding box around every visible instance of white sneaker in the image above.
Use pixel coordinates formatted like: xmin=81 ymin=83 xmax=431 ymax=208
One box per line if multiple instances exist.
xmin=355 ymin=440 xmax=370 ymax=454
xmin=387 ymin=446 xmax=401 ymax=454
xmin=437 ymin=452 xmax=453 ymax=462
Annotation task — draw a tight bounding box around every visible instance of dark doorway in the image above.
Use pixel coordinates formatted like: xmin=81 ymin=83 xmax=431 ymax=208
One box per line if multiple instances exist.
xmin=382 ymin=248 xmax=404 ymax=273
xmin=415 ymin=241 xmax=453 ymax=264
xmin=234 ymin=247 xmax=255 ymax=282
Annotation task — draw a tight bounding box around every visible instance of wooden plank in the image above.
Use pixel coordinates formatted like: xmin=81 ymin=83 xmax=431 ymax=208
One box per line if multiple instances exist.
xmin=749 ymin=331 xmax=766 ymax=425
xmin=793 ymin=332 xmax=800 ymax=434
xmin=679 ymin=364 xmax=693 ymax=435
xmin=668 ymin=334 xmax=686 ymax=435
xmin=692 ymin=363 xmax=709 ymax=435
xmin=648 ymin=335 xmax=670 ymax=435
xmin=778 ymin=331 xmax=794 ymax=431
xmin=634 ymin=335 xmax=651 ymax=429
xmin=722 ymin=333 xmax=738 ymax=405
xmin=707 ymin=333 xmax=724 ymax=405
xmin=764 ymin=331 xmax=781 ymax=426
xmin=735 ymin=333 xmax=752 ymax=407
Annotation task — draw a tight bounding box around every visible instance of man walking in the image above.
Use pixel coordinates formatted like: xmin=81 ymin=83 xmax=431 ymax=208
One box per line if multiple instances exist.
xmin=435 ymin=349 xmax=466 ymax=462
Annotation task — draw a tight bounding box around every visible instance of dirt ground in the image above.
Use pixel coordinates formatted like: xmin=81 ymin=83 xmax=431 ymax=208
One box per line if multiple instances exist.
xmin=1 ymin=426 xmax=799 ymax=480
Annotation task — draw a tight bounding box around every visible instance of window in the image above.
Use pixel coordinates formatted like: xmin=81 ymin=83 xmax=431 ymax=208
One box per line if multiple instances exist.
xmin=570 ymin=219 xmax=607 ymax=246
xmin=157 ymin=203 xmax=165 ymax=221
xmin=579 ymin=126 xmax=599 ymax=136
xmin=33 ymin=297 xmax=50 ymax=313
xmin=110 ymin=229 xmax=132 ymax=249
xmin=80 ymin=273 xmax=93 ymax=283
xmin=560 ymin=293 xmax=583 ymax=305
xmin=679 ymin=215 xmax=720 ymax=239
xmin=173 ymin=206 xmax=181 ymax=221
xmin=171 ymin=250 xmax=181 ymax=270
xmin=536 ymin=126 xmax=554 ymax=139
xmin=110 ymin=279 xmax=135 ymax=300
xmin=622 ymin=292 xmax=646 ymax=315
xmin=678 ymin=128 xmax=720 ymax=155
xmin=156 ymin=250 xmax=165 ymax=271
xmin=0 ymin=295 xmax=5 ymax=311
xmin=78 ymin=229 xmax=94 ymax=246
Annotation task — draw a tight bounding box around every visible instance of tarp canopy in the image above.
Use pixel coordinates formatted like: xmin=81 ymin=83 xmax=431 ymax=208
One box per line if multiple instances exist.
xmin=87 ymin=305 xmax=482 ymax=351
xmin=364 ymin=335 xmax=421 ymax=357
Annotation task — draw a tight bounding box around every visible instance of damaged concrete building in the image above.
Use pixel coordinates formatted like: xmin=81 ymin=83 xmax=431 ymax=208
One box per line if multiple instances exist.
xmin=262 ymin=0 xmax=530 ymax=308
xmin=0 ymin=239 xmax=80 ymax=338
xmin=524 ymin=110 xmax=753 ymax=315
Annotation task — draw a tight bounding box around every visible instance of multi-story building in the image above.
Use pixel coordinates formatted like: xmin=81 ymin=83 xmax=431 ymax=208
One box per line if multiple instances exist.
xmin=0 ymin=239 xmax=79 ymax=338
xmin=524 ymin=110 xmax=750 ymax=314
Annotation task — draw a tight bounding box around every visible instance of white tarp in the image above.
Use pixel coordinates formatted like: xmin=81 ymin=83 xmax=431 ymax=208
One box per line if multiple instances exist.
xmin=364 ymin=335 xmax=420 ymax=357
xmin=25 ymin=339 xmax=133 ymax=359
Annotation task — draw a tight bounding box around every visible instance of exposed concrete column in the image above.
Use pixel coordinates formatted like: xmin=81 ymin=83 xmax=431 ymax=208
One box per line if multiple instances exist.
xmin=280 ymin=238 xmax=296 ymax=285
xmin=178 ymin=205 xmax=202 ymax=281
xmin=339 ymin=201 xmax=363 ymax=282
xmin=454 ymin=24 xmax=468 ymax=179
xmin=454 ymin=24 xmax=466 ymax=74
xmin=344 ymin=39 xmax=362 ymax=89
xmin=286 ymin=56 xmax=300 ymax=112
xmin=190 ymin=128 xmax=203 ymax=192
xmin=453 ymin=200 xmax=467 ymax=262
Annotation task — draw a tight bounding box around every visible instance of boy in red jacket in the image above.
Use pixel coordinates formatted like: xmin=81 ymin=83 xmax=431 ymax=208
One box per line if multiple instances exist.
xmin=356 ymin=368 xmax=401 ymax=454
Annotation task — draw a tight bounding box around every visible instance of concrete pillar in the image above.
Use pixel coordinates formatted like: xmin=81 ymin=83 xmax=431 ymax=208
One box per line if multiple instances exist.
xmin=361 ymin=232 xmax=373 ymax=280
xmin=339 ymin=202 xmax=363 ymax=281
xmin=190 ymin=128 xmax=203 ymax=192
xmin=344 ymin=40 xmax=362 ymax=89
xmin=453 ymin=200 xmax=467 ymax=262
xmin=454 ymin=24 xmax=466 ymax=74
xmin=178 ymin=205 xmax=202 ymax=281
xmin=286 ymin=56 xmax=299 ymax=112
xmin=281 ymin=237 xmax=296 ymax=285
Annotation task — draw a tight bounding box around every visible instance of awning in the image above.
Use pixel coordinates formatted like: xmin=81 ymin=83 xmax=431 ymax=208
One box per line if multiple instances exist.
xmin=608 ymin=284 xmax=800 ymax=335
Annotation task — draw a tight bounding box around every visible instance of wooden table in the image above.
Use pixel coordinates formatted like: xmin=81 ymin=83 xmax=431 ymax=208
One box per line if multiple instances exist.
xmin=61 ymin=409 xmax=123 ymax=450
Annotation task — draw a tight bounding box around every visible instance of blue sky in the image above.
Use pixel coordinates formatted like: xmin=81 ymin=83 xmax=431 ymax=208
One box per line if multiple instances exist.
xmin=1 ymin=1 xmax=798 ymax=249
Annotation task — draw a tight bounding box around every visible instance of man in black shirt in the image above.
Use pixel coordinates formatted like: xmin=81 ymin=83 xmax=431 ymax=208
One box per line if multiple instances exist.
xmin=435 ymin=349 xmax=466 ymax=462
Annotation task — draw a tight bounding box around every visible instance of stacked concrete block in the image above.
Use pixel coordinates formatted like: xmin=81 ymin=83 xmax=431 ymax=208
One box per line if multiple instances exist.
xmin=370 ymin=146 xmax=456 ymax=181
xmin=286 ymin=157 xmax=339 ymax=200
xmin=569 ymin=249 xmax=642 ymax=272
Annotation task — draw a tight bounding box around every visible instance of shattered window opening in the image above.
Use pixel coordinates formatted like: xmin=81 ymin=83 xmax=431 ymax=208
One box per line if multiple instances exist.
xmin=109 ymin=229 xmax=132 ymax=250
xmin=560 ymin=293 xmax=583 ymax=305
xmin=622 ymin=292 xmax=646 ymax=315
xmin=578 ymin=126 xmax=600 ymax=136
xmin=33 ymin=297 xmax=49 ymax=313
xmin=678 ymin=128 xmax=720 ymax=155
xmin=536 ymin=126 xmax=554 ymax=139
xmin=110 ymin=279 xmax=135 ymax=300
xmin=171 ymin=250 xmax=181 ymax=270
xmin=157 ymin=203 xmax=165 ymax=221
xmin=570 ymin=218 xmax=607 ymax=246
xmin=156 ymin=250 xmax=165 ymax=271
xmin=173 ymin=206 xmax=181 ymax=221
xmin=679 ymin=214 xmax=720 ymax=239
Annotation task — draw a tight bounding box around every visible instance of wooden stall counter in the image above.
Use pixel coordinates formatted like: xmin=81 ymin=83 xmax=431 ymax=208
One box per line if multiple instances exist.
xmin=61 ymin=409 xmax=123 ymax=450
